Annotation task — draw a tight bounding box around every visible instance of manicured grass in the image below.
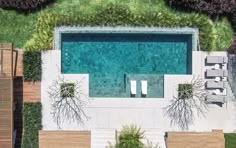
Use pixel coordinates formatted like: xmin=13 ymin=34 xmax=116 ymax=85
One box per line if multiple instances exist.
xmin=0 ymin=0 xmax=233 ymax=51
xmin=225 ymin=133 xmax=236 ymax=148
xmin=0 ymin=10 xmax=37 ymax=48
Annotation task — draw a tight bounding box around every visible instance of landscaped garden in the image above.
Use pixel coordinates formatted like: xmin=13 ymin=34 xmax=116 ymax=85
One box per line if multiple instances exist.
xmin=1 ymin=0 xmax=236 ymax=147
xmin=0 ymin=0 xmax=234 ymax=52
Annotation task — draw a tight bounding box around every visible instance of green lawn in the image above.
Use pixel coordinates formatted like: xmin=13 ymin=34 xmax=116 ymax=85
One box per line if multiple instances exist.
xmin=0 ymin=0 xmax=234 ymax=50
xmin=225 ymin=133 xmax=236 ymax=148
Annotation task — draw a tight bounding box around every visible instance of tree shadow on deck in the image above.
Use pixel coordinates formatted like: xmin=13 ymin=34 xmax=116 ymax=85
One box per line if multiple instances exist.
xmin=14 ymin=76 xmax=23 ymax=148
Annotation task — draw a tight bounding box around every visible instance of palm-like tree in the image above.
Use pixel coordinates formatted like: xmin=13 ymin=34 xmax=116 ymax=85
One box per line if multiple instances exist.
xmin=118 ymin=124 xmax=145 ymax=148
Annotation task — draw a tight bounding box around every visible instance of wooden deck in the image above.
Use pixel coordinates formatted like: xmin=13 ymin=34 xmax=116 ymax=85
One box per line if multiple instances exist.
xmin=3 ymin=50 xmax=40 ymax=102
xmin=0 ymin=78 xmax=13 ymax=148
xmin=12 ymin=50 xmax=40 ymax=147
xmin=0 ymin=43 xmax=13 ymax=148
xmin=39 ymin=131 xmax=91 ymax=148
xmin=166 ymin=129 xmax=225 ymax=148
xmin=0 ymin=43 xmax=41 ymax=147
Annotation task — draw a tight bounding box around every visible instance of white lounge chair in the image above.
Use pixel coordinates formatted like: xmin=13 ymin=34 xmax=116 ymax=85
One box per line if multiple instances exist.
xmin=206 ymin=95 xmax=226 ymax=103
xmin=141 ymin=80 xmax=147 ymax=95
xmin=206 ymin=69 xmax=228 ymax=77
xmin=130 ymin=80 xmax=136 ymax=95
xmin=213 ymin=88 xmax=227 ymax=96
xmin=206 ymin=81 xmax=225 ymax=89
xmin=206 ymin=56 xmax=228 ymax=64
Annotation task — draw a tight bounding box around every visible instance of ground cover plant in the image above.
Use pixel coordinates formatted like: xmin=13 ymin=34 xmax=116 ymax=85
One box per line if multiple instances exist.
xmin=225 ymin=133 xmax=236 ymax=148
xmin=21 ymin=102 xmax=42 ymax=148
xmin=0 ymin=0 xmax=233 ymax=51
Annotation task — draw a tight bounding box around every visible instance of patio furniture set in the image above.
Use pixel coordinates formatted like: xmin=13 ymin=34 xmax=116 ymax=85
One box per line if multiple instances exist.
xmin=205 ymin=56 xmax=228 ymax=104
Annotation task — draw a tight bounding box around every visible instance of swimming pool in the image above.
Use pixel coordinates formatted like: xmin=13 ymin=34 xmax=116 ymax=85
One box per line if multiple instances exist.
xmin=61 ymin=33 xmax=193 ymax=98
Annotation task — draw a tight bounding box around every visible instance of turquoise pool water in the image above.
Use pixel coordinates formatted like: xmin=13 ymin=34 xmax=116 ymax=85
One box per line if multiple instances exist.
xmin=61 ymin=33 xmax=192 ymax=98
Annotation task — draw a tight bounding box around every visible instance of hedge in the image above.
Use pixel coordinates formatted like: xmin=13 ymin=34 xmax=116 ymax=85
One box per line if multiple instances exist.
xmin=0 ymin=0 xmax=54 ymax=11
xmin=24 ymin=4 xmax=233 ymax=51
xmin=21 ymin=102 xmax=42 ymax=148
xmin=23 ymin=51 xmax=42 ymax=81
xmin=225 ymin=133 xmax=236 ymax=148
xmin=167 ymin=0 xmax=236 ymax=17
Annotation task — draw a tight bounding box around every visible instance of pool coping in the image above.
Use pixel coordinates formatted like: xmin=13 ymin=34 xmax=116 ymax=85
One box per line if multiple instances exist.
xmin=54 ymin=26 xmax=199 ymax=51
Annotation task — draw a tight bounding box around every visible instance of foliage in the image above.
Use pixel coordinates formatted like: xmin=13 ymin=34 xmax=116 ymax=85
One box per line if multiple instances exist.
xmin=166 ymin=0 xmax=235 ymax=51
xmin=24 ymin=4 xmax=232 ymax=51
xmin=60 ymin=83 xmax=75 ymax=98
xmin=23 ymin=51 xmax=41 ymax=81
xmin=48 ymin=75 xmax=88 ymax=128
xmin=0 ymin=0 xmax=232 ymax=51
xmin=0 ymin=0 xmax=54 ymax=11
xmin=21 ymin=102 xmax=42 ymax=148
xmin=0 ymin=10 xmax=38 ymax=48
xmin=225 ymin=133 xmax=236 ymax=148
xmin=167 ymin=0 xmax=236 ymax=17
xmin=24 ymin=12 xmax=62 ymax=51
xmin=178 ymin=83 xmax=193 ymax=99
xmin=118 ymin=124 xmax=145 ymax=148
xmin=164 ymin=76 xmax=207 ymax=130
xmin=213 ymin=18 xmax=234 ymax=51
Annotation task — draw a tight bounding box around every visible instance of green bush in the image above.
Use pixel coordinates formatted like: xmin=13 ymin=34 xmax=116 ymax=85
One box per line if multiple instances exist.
xmin=24 ymin=4 xmax=232 ymax=51
xmin=118 ymin=124 xmax=145 ymax=148
xmin=24 ymin=12 xmax=62 ymax=51
xmin=178 ymin=83 xmax=193 ymax=99
xmin=23 ymin=51 xmax=42 ymax=81
xmin=213 ymin=18 xmax=234 ymax=51
xmin=21 ymin=102 xmax=42 ymax=148
xmin=225 ymin=133 xmax=236 ymax=148
xmin=60 ymin=83 xmax=75 ymax=98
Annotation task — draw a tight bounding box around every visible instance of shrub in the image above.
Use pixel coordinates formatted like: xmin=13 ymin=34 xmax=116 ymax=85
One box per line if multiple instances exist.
xmin=213 ymin=18 xmax=234 ymax=51
xmin=178 ymin=83 xmax=193 ymax=99
xmin=23 ymin=51 xmax=41 ymax=81
xmin=118 ymin=124 xmax=145 ymax=148
xmin=24 ymin=5 xmax=232 ymax=51
xmin=60 ymin=83 xmax=75 ymax=98
xmin=167 ymin=0 xmax=236 ymax=17
xmin=225 ymin=133 xmax=236 ymax=148
xmin=21 ymin=102 xmax=42 ymax=148
xmin=0 ymin=0 xmax=54 ymax=11
xmin=24 ymin=12 xmax=62 ymax=51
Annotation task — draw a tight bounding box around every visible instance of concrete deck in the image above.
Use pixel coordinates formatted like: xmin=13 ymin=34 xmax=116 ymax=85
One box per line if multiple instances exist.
xmin=41 ymin=50 xmax=236 ymax=148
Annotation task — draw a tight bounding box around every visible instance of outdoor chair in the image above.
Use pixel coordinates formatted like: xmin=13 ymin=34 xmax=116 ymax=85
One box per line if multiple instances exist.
xmin=141 ymin=80 xmax=147 ymax=96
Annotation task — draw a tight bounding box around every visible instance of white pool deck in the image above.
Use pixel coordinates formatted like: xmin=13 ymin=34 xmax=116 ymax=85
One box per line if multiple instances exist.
xmin=41 ymin=50 xmax=236 ymax=147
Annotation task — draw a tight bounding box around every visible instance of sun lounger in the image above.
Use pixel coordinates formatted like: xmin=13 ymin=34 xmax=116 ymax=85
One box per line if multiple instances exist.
xmin=130 ymin=80 xmax=136 ymax=95
xmin=206 ymin=69 xmax=228 ymax=77
xmin=213 ymin=88 xmax=227 ymax=95
xmin=206 ymin=95 xmax=226 ymax=103
xmin=206 ymin=56 xmax=228 ymax=64
xmin=141 ymin=80 xmax=147 ymax=95
xmin=206 ymin=81 xmax=225 ymax=89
